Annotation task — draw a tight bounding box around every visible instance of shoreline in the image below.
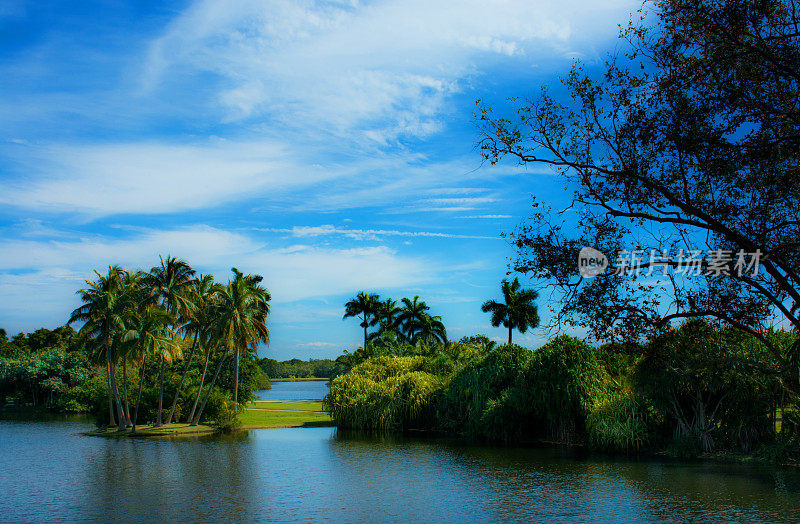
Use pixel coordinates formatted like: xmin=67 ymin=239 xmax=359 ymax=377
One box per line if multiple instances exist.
xmin=268 ymin=377 xmax=330 ymax=382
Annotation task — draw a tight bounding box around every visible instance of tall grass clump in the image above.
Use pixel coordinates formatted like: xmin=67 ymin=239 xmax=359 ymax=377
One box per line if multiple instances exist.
xmin=586 ymin=389 xmax=651 ymax=453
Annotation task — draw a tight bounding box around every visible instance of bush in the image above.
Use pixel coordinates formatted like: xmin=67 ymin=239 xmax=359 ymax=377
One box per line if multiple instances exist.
xmin=324 ymin=357 xmax=440 ymax=431
xmin=587 ymin=389 xmax=651 ymax=454
xmin=211 ymin=399 xmax=242 ymax=433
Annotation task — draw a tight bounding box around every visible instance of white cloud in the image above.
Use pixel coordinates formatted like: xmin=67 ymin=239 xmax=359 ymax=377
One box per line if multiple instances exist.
xmin=144 ymin=0 xmax=636 ymax=143
xmin=0 ymin=140 xmax=334 ymax=215
xmin=0 ymin=226 xmax=438 ymax=330
xmin=263 ymin=224 xmax=498 ymax=240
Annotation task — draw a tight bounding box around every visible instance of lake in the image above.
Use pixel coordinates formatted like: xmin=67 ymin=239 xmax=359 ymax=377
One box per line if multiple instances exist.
xmin=1 ymin=414 xmax=800 ymax=522
xmin=255 ymin=379 xmax=330 ymax=400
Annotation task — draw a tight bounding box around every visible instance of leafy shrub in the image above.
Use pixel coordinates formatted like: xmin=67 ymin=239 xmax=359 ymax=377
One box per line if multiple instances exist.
xmin=587 ymin=389 xmax=651 ymax=453
xmin=324 ymin=357 xmax=440 ymax=431
xmin=211 ymin=399 xmax=242 ymax=433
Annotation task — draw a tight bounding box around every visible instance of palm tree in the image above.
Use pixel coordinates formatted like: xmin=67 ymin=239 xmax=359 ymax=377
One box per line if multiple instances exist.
xmin=408 ymin=313 xmax=447 ymax=346
xmin=117 ymin=270 xmax=147 ymax=426
xmin=213 ymin=268 xmax=271 ymax=405
xmin=121 ymin=304 xmax=178 ymax=432
xmin=375 ymin=298 xmax=401 ymax=332
xmin=344 ymin=292 xmax=381 ymax=349
xmin=397 ymin=295 xmax=430 ymax=343
xmin=165 ymin=274 xmax=220 ymax=424
xmin=68 ymin=266 xmax=129 ymax=431
xmin=481 ymin=277 xmax=540 ymax=345
xmin=143 ymin=255 xmax=196 ymax=427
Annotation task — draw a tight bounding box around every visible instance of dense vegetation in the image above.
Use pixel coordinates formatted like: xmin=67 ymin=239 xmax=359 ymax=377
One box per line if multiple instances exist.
xmin=0 ymin=256 xmax=272 ymax=431
xmin=257 ymin=357 xmax=338 ymax=379
xmin=325 ymin=321 xmax=800 ymax=463
xmin=0 ymin=325 xmax=268 ymax=423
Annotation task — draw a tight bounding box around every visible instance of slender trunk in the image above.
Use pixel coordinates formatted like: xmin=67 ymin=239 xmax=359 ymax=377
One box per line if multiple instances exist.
xmin=106 ymin=359 xmax=116 ymax=427
xmin=154 ymin=356 xmax=164 ymax=427
xmin=107 ymin=350 xmax=126 ymax=432
xmin=508 ymin=325 xmax=513 ymax=346
xmin=233 ymin=347 xmax=240 ymax=405
xmin=188 ymin=350 xmax=211 ymax=422
xmin=122 ymin=358 xmax=131 ymax=426
xmin=132 ymin=354 xmax=147 ymax=432
xmin=166 ymin=335 xmax=197 ymax=424
xmin=191 ymin=352 xmax=227 ymax=426
xmin=364 ymin=322 xmax=368 ymax=351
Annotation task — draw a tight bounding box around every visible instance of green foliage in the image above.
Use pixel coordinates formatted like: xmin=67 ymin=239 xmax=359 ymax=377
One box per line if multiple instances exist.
xmin=259 ymin=357 xmax=336 ymax=379
xmin=635 ymin=320 xmax=778 ymax=452
xmin=326 ymin=336 xmax=609 ymax=445
xmin=211 ymin=399 xmax=242 ymax=433
xmin=324 ymin=356 xmax=440 ymax=431
xmin=587 ymin=389 xmax=653 ymax=454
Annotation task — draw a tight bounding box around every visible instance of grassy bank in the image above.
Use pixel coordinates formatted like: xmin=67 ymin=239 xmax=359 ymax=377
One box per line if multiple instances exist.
xmin=86 ymin=400 xmax=333 ymax=438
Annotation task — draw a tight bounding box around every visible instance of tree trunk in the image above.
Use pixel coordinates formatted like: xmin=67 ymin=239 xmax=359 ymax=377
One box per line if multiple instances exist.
xmin=122 ymin=357 xmax=132 ymax=426
xmin=107 ymin=350 xmax=126 ymax=432
xmin=364 ymin=322 xmax=368 ymax=351
xmin=154 ymin=356 xmax=164 ymax=427
xmin=233 ymin=347 xmax=240 ymax=405
xmin=106 ymin=359 xmax=116 ymax=427
xmin=508 ymin=325 xmax=513 ymax=346
xmin=188 ymin=350 xmax=211 ymax=423
xmin=191 ymin=352 xmax=227 ymax=426
xmin=132 ymin=354 xmax=147 ymax=432
xmin=166 ymin=335 xmax=197 ymax=424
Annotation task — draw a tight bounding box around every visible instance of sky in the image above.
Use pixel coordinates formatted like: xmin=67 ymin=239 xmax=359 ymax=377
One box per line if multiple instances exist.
xmin=0 ymin=0 xmax=637 ymax=360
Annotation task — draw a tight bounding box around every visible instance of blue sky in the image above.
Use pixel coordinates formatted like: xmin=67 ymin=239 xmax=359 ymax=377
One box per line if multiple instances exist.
xmin=0 ymin=0 xmax=636 ymax=360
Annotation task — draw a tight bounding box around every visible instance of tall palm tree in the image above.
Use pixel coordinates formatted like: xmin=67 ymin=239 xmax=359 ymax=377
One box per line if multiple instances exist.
xmin=68 ymin=266 xmax=129 ymax=431
xmin=166 ymin=274 xmax=220 ymax=424
xmin=408 ymin=313 xmax=447 ymax=346
xmin=481 ymin=277 xmax=540 ymax=345
xmin=213 ymin=268 xmax=271 ymax=405
xmin=397 ymin=295 xmax=430 ymax=343
xmin=116 ymin=270 xmax=147 ymax=426
xmin=344 ymin=292 xmax=381 ymax=350
xmin=120 ymin=304 xmax=178 ymax=432
xmin=375 ymin=298 xmax=401 ymax=332
xmin=143 ymin=255 xmax=196 ymax=427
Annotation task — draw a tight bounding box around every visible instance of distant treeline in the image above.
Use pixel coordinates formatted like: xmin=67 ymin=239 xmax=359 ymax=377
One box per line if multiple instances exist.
xmin=257 ymin=357 xmax=343 ymax=379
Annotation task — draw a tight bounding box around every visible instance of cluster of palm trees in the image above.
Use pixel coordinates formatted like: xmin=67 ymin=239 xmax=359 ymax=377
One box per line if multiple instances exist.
xmin=68 ymin=256 xmax=270 ymax=432
xmin=344 ymin=293 xmax=447 ymax=349
xmin=344 ymin=277 xmax=539 ymax=351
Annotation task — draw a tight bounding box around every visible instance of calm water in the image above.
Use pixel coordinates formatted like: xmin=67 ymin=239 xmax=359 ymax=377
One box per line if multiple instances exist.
xmin=1 ymin=415 xmax=800 ymax=523
xmin=256 ymin=380 xmax=329 ymax=400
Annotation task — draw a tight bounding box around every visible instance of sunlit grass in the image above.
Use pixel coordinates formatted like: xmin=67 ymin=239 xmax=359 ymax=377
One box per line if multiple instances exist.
xmin=248 ymin=401 xmax=324 ymax=412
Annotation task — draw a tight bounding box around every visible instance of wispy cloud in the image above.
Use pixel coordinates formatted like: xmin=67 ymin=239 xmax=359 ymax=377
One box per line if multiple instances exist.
xmin=0 ymin=225 xmax=443 ymax=330
xmin=261 ymin=225 xmax=498 ymax=241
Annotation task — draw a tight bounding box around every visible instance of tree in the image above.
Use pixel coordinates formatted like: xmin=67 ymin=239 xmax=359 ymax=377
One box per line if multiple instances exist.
xmin=213 ymin=268 xmax=271 ymax=405
xmin=344 ymin=292 xmax=381 ymax=350
xmin=121 ymin=304 xmax=178 ymax=432
xmin=375 ymin=298 xmax=402 ymax=332
xmin=477 ymin=0 xmax=800 ymax=365
xmin=143 ymin=255 xmax=195 ymax=427
xmin=481 ymin=277 xmax=540 ymax=345
xmin=397 ymin=296 xmax=430 ymax=344
xmin=165 ymin=274 xmax=220 ymax=424
xmin=68 ymin=266 xmax=129 ymax=431
xmin=408 ymin=313 xmax=447 ymax=346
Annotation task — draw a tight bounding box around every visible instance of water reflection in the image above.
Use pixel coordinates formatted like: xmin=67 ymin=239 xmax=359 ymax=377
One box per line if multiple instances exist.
xmin=1 ymin=416 xmax=799 ymax=523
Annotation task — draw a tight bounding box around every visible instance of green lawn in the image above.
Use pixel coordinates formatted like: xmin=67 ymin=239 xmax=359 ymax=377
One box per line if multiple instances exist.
xmin=249 ymin=400 xmax=324 ymax=412
xmin=238 ymin=408 xmax=332 ymax=428
xmin=87 ymin=404 xmax=333 ymax=438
